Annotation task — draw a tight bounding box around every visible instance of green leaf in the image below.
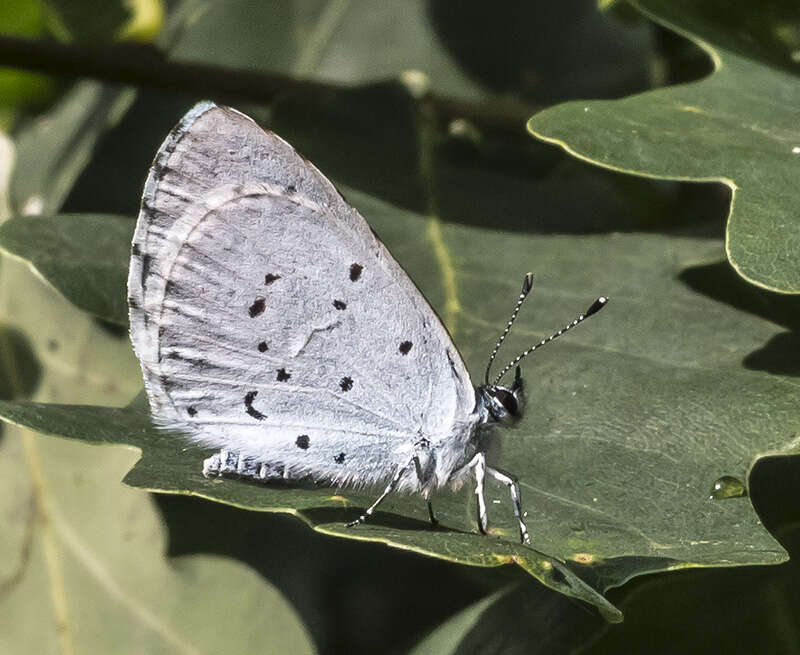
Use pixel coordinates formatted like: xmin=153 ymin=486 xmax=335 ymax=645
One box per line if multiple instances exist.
xmin=11 ymin=81 xmax=136 ymax=216
xmin=0 ymin=213 xmax=132 ymax=325
xmin=41 ymin=0 xmax=164 ymax=43
xmin=0 ymin=394 xmax=622 ymax=622
xmin=412 ymin=516 xmax=800 ymax=654
xmin=0 ymin=131 xmax=12 ymax=220
xmin=167 ymin=0 xmax=656 ymax=104
xmin=0 ymin=187 xmax=798 ymax=618
xmin=579 ymin=522 xmax=800 ymax=653
xmin=270 ymin=80 xmax=698 ymax=231
xmin=527 ymin=0 xmax=800 ymax=293
xmin=0 ymin=206 xmax=312 ymax=651
xmin=409 ymin=587 xmax=520 ymax=655
xmin=42 ymin=0 xmax=130 ymax=42
xmin=409 ymin=588 xmax=515 ymax=655
xmin=0 ymin=323 xmax=41 ymax=399
xmin=0 ymin=0 xmax=57 ymax=129
xmin=167 ymin=0 xmax=487 ymax=99
xmin=409 ymin=583 xmax=605 ymax=655
xmin=0 ymin=428 xmax=316 ymax=653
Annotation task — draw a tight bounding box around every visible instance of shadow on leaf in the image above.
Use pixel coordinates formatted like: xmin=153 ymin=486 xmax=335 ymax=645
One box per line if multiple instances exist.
xmin=742 ymin=332 xmax=800 ymax=378
xmin=679 ymin=260 xmax=800 ymax=330
xmin=300 ymin=505 xmax=451 ymax=535
xmin=679 ymin=260 xmax=800 ymax=375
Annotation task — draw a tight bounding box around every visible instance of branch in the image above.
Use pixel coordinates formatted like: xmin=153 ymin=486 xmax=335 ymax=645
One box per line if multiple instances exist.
xmin=0 ymin=35 xmax=536 ymax=136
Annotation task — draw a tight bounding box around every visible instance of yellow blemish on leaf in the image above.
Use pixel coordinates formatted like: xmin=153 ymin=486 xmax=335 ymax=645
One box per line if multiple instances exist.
xmin=573 ymin=552 xmax=595 ymax=564
xmin=116 ymin=0 xmax=165 ymax=42
xmin=486 ymin=527 xmax=509 ymax=538
xmin=669 ymin=562 xmax=705 ymax=571
xmin=328 ymin=495 xmax=348 ymax=505
xmin=681 ymin=105 xmax=704 ymax=114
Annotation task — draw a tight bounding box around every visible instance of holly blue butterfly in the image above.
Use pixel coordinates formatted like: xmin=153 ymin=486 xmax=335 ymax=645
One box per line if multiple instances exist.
xmin=128 ymin=102 xmax=607 ymax=544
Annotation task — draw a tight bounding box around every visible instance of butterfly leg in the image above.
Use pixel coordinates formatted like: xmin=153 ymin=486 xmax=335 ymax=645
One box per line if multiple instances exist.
xmin=346 ymin=460 xmax=412 ymax=528
xmin=413 ymin=455 xmax=439 ymax=526
xmin=426 ymin=500 xmax=438 ymax=526
xmin=485 ymin=465 xmax=531 ymax=545
xmin=445 ymin=453 xmax=490 ymax=535
xmin=471 ymin=453 xmax=489 ymax=535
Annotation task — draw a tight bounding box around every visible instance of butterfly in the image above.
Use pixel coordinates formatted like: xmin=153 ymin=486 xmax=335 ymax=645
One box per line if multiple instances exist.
xmin=128 ymin=102 xmax=607 ymax=544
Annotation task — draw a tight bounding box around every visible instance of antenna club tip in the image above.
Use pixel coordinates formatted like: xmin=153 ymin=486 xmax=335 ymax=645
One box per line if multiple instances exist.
xmin=586 ymin=296 xmax=609 ymax=317
xmin=522 ymin=272 xmax=534 ymax=294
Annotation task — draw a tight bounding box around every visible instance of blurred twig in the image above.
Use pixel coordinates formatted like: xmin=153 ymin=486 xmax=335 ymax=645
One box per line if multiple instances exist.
xmin=0 ymin=35 xmax=537 ymax=137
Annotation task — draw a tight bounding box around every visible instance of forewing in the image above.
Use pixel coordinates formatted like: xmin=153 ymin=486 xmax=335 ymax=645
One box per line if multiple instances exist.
xmin=128 ymin=103 xmax=476 ymax=485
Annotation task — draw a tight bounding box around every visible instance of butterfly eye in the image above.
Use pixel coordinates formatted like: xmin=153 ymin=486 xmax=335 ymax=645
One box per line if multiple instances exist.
xmin=494 ymin=389 xmax=518 ymax=417
xmin=483 ymin=387 xmax=521 ymax=424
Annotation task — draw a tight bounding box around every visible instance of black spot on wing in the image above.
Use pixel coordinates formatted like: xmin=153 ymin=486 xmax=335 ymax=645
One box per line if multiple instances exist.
xmin=128 ymin=297 xmax=139 ymax=309
xmin=296 ymin=435 xmax=310 ymax=449
xmin=257 ymin=341 xmax=269 ymax=352
xmin=276 ymin=368 xmax=291 ymax=382
xmin=249 ymin=298 xmax=266 ymax=317
xmin=131 ymin=243 xmax=141 ymax=256
xmin=333 ymin=300 xmax=347 ymax=310
xmin=399 ymin=341 xmax=413 ymax=355
xmin=349 ymin=263 xmax=363 ymax=281
xmin=334 ymin=452 xmax=346 ymax=464
xmin=264 ymin=273 xmax=280 ymax=285
xmin=244 ymin=391 xmax=265 ymax=420
xmin=287 ymin=184 xmax=296 ymax=194
xmin=339 ymin=376 xmax=353 ymax=392
xmin=187 ymin=406 xmax=197 ymax=416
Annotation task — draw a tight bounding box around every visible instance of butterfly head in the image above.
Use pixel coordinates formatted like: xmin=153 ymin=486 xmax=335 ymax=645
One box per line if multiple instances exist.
xmin=480 ymin=272 xmax=608 ymax=426
xmin=479 ymin=366 xmax=524 ymax=425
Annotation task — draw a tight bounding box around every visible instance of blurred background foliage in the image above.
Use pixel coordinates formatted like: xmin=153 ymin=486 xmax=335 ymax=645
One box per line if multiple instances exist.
xmin=0 ymin=0 xmax=799 ymax=653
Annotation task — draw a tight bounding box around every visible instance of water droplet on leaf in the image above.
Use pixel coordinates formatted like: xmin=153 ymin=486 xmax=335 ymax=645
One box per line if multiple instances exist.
xmin=708 ymin=476 xmax=747 ymax=500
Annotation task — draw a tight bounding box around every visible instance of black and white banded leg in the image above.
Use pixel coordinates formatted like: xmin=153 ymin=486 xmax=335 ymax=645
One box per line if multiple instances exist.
xmin=347 ymin=455 xmax=437 ymax=528
xmin=346 ymin=461 xmax=410 ymax=528
xmin=457 ymin=452 xmax=530 ymax=544
xmin=486 ymin=465 xmax=530 ymax=544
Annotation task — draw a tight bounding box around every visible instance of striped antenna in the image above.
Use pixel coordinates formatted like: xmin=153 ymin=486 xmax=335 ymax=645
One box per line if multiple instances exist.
xmin=484 ymin=273 xmax=535 ymax=385
xmin=491 ymin=296 xmax=609 ymax=386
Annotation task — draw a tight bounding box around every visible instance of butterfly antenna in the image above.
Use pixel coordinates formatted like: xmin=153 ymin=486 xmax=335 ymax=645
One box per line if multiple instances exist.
xmin=492 ymin=296 xmax=609 ymax=386
xmin=484 ymin=273 xmax=535 ymax=385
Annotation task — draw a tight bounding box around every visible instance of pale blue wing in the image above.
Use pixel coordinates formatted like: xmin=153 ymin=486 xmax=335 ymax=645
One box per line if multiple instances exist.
xmin=128 ymin=103 xmax=478 ymax=486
